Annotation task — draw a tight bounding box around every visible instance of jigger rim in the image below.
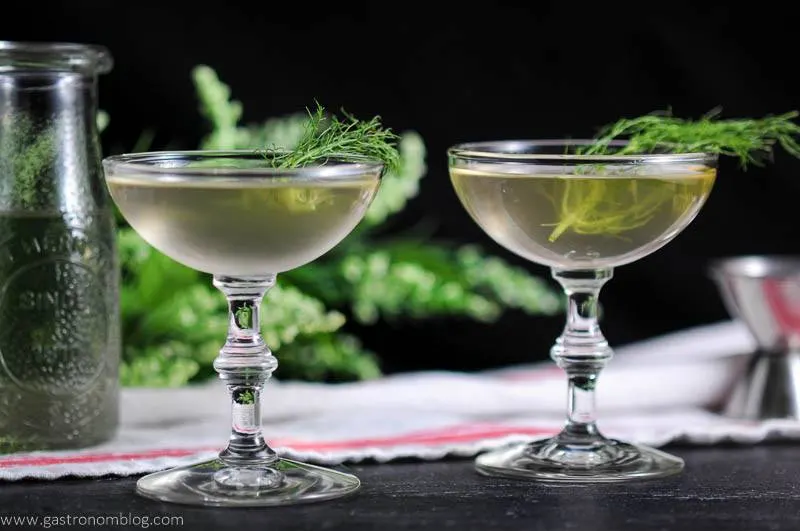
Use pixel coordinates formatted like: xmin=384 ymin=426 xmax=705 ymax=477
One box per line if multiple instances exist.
xmin=709 ymin=255 xmax=800 ymax=280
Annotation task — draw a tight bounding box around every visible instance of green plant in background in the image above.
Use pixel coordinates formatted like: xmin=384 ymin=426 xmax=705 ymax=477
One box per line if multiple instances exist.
xmin=114 ymin=65 xmax=563 ymax=387
xmin=0 ymin=113 xmax=56 ymax=209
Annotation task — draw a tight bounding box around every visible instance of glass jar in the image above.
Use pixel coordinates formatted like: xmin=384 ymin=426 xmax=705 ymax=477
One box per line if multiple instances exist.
xmin=0 ymin=41 xmax=120 ymax=450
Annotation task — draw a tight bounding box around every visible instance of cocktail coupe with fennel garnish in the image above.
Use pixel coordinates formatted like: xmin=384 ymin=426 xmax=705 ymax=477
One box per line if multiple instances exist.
xmin=449 ymin=140 xmax=717 ymax=482
xmin=103 ymin=102 xmax=399 ymax=507
xmin=104 ymin=147 xmax=383 ymax=506
xmin=448 ymin=108 xmax=800 ymax=483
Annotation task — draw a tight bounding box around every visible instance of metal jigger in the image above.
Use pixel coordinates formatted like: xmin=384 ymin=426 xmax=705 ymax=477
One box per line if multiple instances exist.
xmin=710 ymin=256 xmax=800 ymax=420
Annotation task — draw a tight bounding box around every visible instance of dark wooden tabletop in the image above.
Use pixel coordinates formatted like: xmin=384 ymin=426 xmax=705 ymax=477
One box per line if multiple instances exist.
xmin=2 ymin=444 xmax=799 ymax=530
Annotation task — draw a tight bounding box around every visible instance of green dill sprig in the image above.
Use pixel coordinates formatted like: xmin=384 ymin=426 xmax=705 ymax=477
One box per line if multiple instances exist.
xmin=266 ymin=102 xmax=401 ymax=174
xmin=579 ymin=108 xmax=800 ymax=168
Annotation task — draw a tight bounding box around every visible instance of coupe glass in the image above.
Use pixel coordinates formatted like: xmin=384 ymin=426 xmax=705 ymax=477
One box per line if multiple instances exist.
xmin=448 ymin=140 xmax=717 ymax=482
xmin=102 ymin=151 xmax=382 ymax=506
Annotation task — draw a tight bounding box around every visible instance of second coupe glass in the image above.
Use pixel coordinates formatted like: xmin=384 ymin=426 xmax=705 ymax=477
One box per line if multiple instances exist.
xmin=449 ymin=140 xmax=717 ymax=482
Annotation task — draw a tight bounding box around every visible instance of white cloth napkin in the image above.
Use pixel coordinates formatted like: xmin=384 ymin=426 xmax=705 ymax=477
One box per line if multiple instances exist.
xmin=3 ymin=319 xmax=797 ymax=481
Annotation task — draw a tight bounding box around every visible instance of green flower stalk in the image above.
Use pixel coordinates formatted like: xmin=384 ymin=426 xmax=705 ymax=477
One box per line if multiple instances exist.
xmin=110 ymin=65 xmax=563 ymax=387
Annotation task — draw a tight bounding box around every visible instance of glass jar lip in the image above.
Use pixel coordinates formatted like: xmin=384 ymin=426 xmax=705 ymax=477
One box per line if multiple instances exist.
xmin=447 ymin=139 xmax=718 ymax=165
xmin=0 ymin=41 xmax=113 ymax=74
xmin=102 ymin=150 xmax=385 ymax=181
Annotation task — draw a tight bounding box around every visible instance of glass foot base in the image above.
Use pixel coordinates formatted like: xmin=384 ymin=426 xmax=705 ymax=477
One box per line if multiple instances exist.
xmin=475 ymin=437 xmax=684 ymax=483
xmin=136 ymin=457 xmax=360 ymax=507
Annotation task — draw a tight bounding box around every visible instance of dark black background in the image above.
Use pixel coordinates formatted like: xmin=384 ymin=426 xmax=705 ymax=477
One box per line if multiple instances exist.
xmin=4 ymin=2 xmax=800 ymax=374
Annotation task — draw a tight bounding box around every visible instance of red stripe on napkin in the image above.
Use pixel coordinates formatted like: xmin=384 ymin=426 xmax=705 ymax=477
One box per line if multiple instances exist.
xmin=0 ymin=423 xmax=557 ymax=468
xmin=0 ymin=447 xmax=219 ymax=468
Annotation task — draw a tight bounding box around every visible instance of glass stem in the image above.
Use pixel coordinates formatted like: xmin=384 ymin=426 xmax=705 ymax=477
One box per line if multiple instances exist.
xmin=213 ymin=274 xmax=279 ymax=465
xmin=550 ymin=268 xmax=614 ymax=444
